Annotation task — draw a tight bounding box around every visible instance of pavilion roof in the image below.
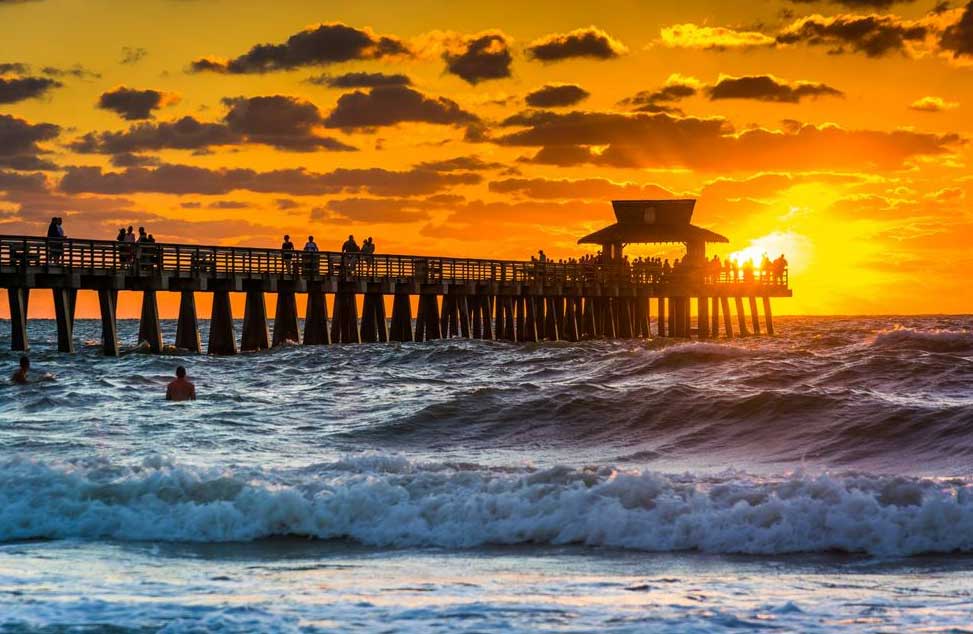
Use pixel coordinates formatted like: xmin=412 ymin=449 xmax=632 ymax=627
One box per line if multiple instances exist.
xmin=577 ymin=199 xmax=729 ymax=245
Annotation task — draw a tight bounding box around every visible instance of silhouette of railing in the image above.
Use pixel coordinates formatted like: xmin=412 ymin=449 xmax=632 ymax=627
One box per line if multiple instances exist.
xmin=0 ymin=235 xmax=789 ymax=289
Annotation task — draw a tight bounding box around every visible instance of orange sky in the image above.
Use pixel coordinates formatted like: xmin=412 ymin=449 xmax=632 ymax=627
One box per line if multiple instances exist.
xmin=1 ymin=0 xmax=972 ymax=318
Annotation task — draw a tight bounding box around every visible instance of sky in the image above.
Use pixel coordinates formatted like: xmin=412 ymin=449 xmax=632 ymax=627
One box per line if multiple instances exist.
xmin=1 ymin=0 xmax=972 ymax=318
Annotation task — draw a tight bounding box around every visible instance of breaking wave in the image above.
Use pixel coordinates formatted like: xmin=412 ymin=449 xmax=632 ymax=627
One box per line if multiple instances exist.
xmin=3 ymin=456 xmax=973 ymax=557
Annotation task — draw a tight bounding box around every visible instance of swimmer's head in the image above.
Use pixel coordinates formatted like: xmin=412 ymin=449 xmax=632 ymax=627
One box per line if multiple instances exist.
xmin=176 ymin=366 xmax=186 ymax=378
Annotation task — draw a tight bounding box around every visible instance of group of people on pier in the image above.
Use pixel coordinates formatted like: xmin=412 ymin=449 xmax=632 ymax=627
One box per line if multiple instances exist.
xmin=278 ymin=234 xmax=377 ymax=275
xmin=704 ymin=254 xmax=788 ymax=285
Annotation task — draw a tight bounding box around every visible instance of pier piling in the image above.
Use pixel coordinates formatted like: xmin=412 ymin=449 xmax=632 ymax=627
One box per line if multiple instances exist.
xmin=175 ymin=290 xmax=201 ymax=353
xmin=763 ymin=297 xmax=775 ymax=335
xmin=303 ymin=283 xmax=330 ymax=345
xmin=98 ymin=289 xmax=119 ymax=357
xmin=272 ymin=288 xmax=300 ymax=346
xmin=8 ymin=287 xmax=29 ymax=351
xmin=208 ymin=290 xmax=237 ymax=355
xmin=749 ymin=296 xmax=761 ymax=336
xmin=241 ymin=288 xmax=270 ymax=351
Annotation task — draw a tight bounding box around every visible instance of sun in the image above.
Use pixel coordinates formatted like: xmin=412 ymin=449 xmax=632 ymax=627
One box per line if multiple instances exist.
xmin=727 ymin=231 xmax=811 ymax=273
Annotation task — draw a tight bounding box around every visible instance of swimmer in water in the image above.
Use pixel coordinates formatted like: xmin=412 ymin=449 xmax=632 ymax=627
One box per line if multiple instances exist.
xmin=11 ymin=356 xmax=29 ymax=384
xmin=166 ymin=365 xmax=196 ymax=401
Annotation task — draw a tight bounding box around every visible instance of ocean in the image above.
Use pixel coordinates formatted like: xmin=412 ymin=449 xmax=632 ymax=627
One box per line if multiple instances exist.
xmin=1 ymin=315 xmax=972 ymax=633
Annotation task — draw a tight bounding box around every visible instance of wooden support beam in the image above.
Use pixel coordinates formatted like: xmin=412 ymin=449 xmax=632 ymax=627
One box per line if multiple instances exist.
xmin=763 ymin=297 xmax=775 ymax=335
xmin=618 ymin=297 xmax=634 ymax=338
xmin=8 ymin=287 xmax=29 ymax=352
xmin=583 ymin=297 xmax=598 ymax=338
xmin=98 ymin=288 xmax=119 ymax=357
xmin=272 ymin=290 xmax=301 ymax=346
xmin=657 ymin=297 xmax=666 ymax=337
xmin=53 ymin=288 xmax=75 ymax=353
xmin=603 ymin=298 xmax=617 ymax=339
xmin=175 ymin=290 xmax=201 ymax=353
xmin=494 ymin=294 xmax=505 ymax=341
xmin=375 ymin=293 xmax=388 ymax=343
xmin=562 ymin=297 xmax=579 ymax=342
xmin=721 ymin=296 xmax=733 ymax=338
xmin=479 ymin=295 xmax=493 ymax=339
xmin=683 ymin=298 xmax=692 ymax=339
xmin=389 ymin=291 xmax=412 ymax=342
xmin=458 ymin=295 xmax=471 ymax=338
xmin=635 ymin=298 xmax=650 ymax=338
xmin=735 ymin=297 xmax=750 ymax=336
xmin=471 ymin=295 xmax=483 ymax=339
xmin=137 ymin=290 xmax=162 ymax=353
xmin=710 ymin=296 xmax=720 ymax=338
xmin=331 ymin=292 xmax=361 ymax=344
xmin=241 ymin=289 xmax=270 ymax=351
xmin=522 ymin=296 xmax=539 ymax=342
xmin=551 ymin=296 xmax=565 ymax=342
xmin=414 ymin=295 xmax=427 ymax=342
xmin=360 ymin=293 xmax=378 ymax=343
xmin=503 ymin=296 xmax=516 ymax=341
xmin=303 ymin=283 xmax=331 ymax=345
xmin=749 ymin=296 xmax=761 ymax=336
xmin=208 ymin=290 xmax=237 ymax=355
xmin=416 ymin=294 xmax=440 ymax=341
xmin=698 ymin=297 xmax=709 ymax=339
xmin=514 ymin=296 xmax=526 ymax=341
xmin=667 ymin=298 xmax=677 ymax=337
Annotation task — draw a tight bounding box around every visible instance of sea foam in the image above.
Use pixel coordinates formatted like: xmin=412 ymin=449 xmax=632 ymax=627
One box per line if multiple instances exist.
xmin=2 ymin=456 xmax=972 ymax=556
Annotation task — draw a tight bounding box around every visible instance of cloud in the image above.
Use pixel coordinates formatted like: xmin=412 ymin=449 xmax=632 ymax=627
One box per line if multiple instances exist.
xmin=0 ymin=62 xmax=30 ymax=74
xmin=776 ymin=13 xmax=929 ymax=57
xmin=59 ymin=163 xmax=481 ymax=197
xmin=442 ymin=31 xmax=513 ymax=84
xmin=495 ymin=110 xmax=962 ymax=171
xmin=74 ymin=95 xmax=356 ymax=154
xmin=306 ymin=71 xmax=411 ymax=88
xmin=189 ymin=23 xmax=409 ymax=73
xmin=0 ymin=114 xmax=59 ymax=170
xmin=98 ymin=86 xmax=179 ymax=120
xmin=619 ymin=74 xmax=701 ymax=113
xmin=413 ymin=155 xmax=506 ymax=171
xmin=40 ymin=64 xmax=100 ymax=79
xmin=0 ymin=169 xmax=47 ymax=192
xmin=788 ymin=0 xmax=917 ymax=7
xmin=940 ymin=1 xmax=973 ymax=57
xmin=489 ymin=177 xmax=674 ymax=200
xmin=525 ymin=26 xmax=627 ymax=61
xmin=120 ymin=46 xmax=148 ymax=64
xmin=525 ymin=84 xmax=590 ymax=108
xmin=0 ymin=75 xmax=61 ymax=103
xmin=707 ymin=74 xmax=844 ymax=102
xmin=910 ymin=95 xmax=960 ymax=111
xmin=317 ymin=196 xmax=450 ymax=223
xmin=658 ymin=24 xmax=775 ymax=50
xmin=323 ymin=85 xmax=479 ymax=129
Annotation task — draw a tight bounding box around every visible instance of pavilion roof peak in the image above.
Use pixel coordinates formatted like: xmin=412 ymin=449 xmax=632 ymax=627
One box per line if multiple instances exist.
xmin=579 ymin=198 xmax=729 ymax=245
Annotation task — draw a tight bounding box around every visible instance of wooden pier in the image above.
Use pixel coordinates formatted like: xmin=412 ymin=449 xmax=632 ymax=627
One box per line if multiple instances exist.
xmin=0 ymin=199 xmax=791 ymax=355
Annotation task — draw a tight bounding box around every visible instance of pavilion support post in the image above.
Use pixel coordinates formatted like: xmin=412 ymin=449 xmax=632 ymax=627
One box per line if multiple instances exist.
xmin=657 ymin=297 xmax=666 ymax=337
xmin=618 ymin=297 xmax=634 ymax=338
xmin=721 ymin=296 xmax=733 ymax=338
xmin=698 ymin=296 xmax=709 ymax=339
xmin=735 ymin=297 xmax=750 ymax=336
xmin=389 ymin=291 xmax=412 ymax=342
xmin=479 ymin=296 xmax=493 ymax=340
xmin=53 ymin=288 xmax=75 ymax=353
xmin=97 ymin=289 xmax=119 ymax=357
xmin=502 ymin=297 xmax=516 ymax=341
xmin=710 ymin=296 xmax=720 ymax=338
xmin=763 ymin=297 xmax=775 ymax=335
xmin=175 ymin=290 xmax=201 ymax=353
xmin=138 ymin=289 xmax=162 ymax=353
xmin=458 ymin=296 xmax=471 ymax=338
xmin=241 ymin=289 xmax=270 ymax=351
xmin=303 ymin=283 xmax=331 ymax=345
xmin=8 ymin=287 xmax=29 ymax=352
xmin=360 ymin=293 xmax=378 ymax=343
xmin=749 ymin=296 xmax=761 ymax=336
xmin=272 ymin=289 xmax=301 ymax=346
xmin=208 ymin=290 xmax=237 ymax=355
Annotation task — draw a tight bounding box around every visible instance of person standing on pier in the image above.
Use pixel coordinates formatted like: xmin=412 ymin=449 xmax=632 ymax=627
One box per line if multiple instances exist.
xmin=303 ymin=235 xmax=318 ymax=274
xmin=281 ymin=234 xmax=295 ymax=273
xmin=342 ymin=234 xmax=360 ymax=274
xmin=166 ymin=366 xmax=196 ymax=401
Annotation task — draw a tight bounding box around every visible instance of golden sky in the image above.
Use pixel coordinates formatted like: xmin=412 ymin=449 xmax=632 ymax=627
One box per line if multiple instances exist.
xmin=1 ymin=0 xmax=972 ymax=317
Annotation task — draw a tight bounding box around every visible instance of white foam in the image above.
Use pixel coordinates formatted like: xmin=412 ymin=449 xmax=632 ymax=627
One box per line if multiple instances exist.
xmin=2 ymin=456 xmax=972 ymax=556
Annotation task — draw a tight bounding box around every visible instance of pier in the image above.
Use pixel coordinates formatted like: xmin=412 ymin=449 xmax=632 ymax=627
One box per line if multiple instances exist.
xmin=1 ymin=200 xmax=791 ymax=355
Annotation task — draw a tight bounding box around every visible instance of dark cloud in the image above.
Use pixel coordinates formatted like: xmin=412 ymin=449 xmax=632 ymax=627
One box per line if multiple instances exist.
xmin=489 ymin=177 xmax=673 ymax=200
xmin=619 ymin=78 xmax=699 ymax=114
xmin=525 ymin=84 xmax=590 ymax=108
xmin=707 ymin=75 xmax=844 ymax=102
xmin=323 ymin=85 xmax=478 ymax=129
xmin=788 ymin=0 xmax=916 ymax=7
xmin=59 ymin=163 xmax=481 ymax=197
xmin=40 ymin=64 xmax=100 ymax=79
xmin=0 ymin=62 xmax=30 ymax=74
xmin=495 ymin=110 xmax=961 ymax=171
xmin=0 ymin=75 xmax=61 ymax=103
xmin=306 ymin=71 xmax=411 ymax=88
xmin=189 ymin=23 xmax=409 ymax=73
xmin=443 ymin=32 xmax=512 ymax=84
xmin=120 ymin=46 xmax=148 ymax=64
xmin=0 ymin=169 xmax=47 ymax=193
xmin=526 ymin=26 xmax=627 ymax=61
xmin=98 ymin=86 xmax=177 ymax=120
xmin=0 ymin=114 xmax=59 ymax=170
xmin=275 ymin=198 xmax=300 ymax=210
xmin=109 ymin=152 xmax=161 ymax=167
xmin=413 ymin=155 xmax=506 ymax=171
xmin=74 ymin=95 xmax=356 ymax=154
xmin=940 ymin=1 xmax=973 ymax=57
xmin=208 ymin=200 xmax=250 ymax=209
xmin=776 ymin=13 xmax=928 ymax=57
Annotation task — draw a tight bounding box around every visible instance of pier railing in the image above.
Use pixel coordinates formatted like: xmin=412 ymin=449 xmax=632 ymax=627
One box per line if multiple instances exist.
xmin=0 ymin=235 xmax=788 ymax=289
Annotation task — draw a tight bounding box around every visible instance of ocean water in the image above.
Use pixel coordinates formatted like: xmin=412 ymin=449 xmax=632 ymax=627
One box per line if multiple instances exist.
xmin=1 ymin=315 xmax=972 ymax=632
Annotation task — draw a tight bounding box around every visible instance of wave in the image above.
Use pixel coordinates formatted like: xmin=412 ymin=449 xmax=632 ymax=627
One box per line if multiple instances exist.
xmin=3 ymin=456 xmax=973 ymax=556
xmin=870 ymin=326 xmax=973 ymax=353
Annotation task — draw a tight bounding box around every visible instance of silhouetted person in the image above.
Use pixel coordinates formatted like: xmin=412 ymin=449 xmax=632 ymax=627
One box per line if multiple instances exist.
xmin=743 ymin=259 xmax=755 ymax=282
xmin=342 ymin=234 xmax=360 ymax=253
xmin=11 ymin=356 xmax=29 ymax=384
xmin=774 ymin=254 xmax=788 ymax=284
xmin=166 ymin=366 xmax=196 ymax=401
xmin=47 ymin=217 xmax=64 ymax=263
xmin=116 ymin=228 xmax=126 ymax=242
xmin=538 ymin=250 xmax=547 ymax=263
xmin=281 ymin=234 xmax=295 ymax=272
xmin=303 ymin=235 xmax=318 ymax=273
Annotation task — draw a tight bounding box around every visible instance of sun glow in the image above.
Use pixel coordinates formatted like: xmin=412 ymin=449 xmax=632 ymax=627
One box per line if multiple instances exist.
xmin=727 ymin=231 xmax=811 ymax=273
